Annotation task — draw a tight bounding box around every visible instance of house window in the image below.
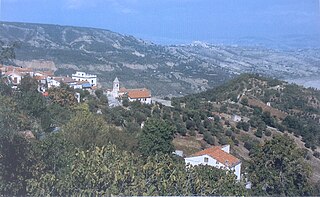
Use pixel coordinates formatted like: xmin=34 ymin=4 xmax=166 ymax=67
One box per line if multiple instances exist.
xmin=216 ymin=161 xmax=219 ymax=165
xmin=204 ymin=157 xmax=208 ymax=163
xmin=92 ymin=80 xmax=94 ymax=83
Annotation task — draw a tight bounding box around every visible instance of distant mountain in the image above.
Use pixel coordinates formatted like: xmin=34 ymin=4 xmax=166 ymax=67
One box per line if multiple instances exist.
xmin=1 ymin=21 xmax=320 ymax=96
xmin=207 ymin=34 xmax=320 ymax=49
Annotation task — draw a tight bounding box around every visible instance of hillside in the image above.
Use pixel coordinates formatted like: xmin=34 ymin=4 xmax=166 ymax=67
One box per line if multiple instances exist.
xmin=172 ymin=74 xmax=320 ymax=182
xmin=1 ymin=71 xmax=320 ymax=195
xmin=1 ymin=21 xmax=320 ymax=96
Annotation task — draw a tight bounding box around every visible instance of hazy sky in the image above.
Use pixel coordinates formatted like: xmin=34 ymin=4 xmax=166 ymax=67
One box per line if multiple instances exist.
xmin=0 ymin=0 xmax=319 ymax=44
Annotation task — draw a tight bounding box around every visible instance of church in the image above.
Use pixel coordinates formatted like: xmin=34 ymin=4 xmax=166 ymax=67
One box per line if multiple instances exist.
xmin=107 ymin=77 xmax=152 ymax=105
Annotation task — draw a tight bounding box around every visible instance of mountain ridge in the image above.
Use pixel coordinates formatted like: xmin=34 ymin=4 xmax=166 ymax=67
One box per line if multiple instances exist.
xmin=1 ymin=21 xmax=320 ymax=96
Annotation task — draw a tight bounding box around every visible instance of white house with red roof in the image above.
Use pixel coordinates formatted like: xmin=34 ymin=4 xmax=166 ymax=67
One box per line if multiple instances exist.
xmin=107 ymin=77 xmax=152 ymax=105
xmin=184 ymin=145 xmax=242 ymax=181
xmin=127 ymin=88 xmax=152 ymax=104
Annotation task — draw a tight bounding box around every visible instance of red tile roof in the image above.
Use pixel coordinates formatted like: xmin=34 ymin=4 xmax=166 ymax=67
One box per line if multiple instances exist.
xmin=4 ymin=71 xmax=23 ymax=76
xmin=54 ymin=77 xmax=75 ymax=83
xmin=42 ymin=92 xmax=49 ymax=97
xmin=127 ymin=88 xmax=151 ymax=99
xmin=119 ymin=87 xmax=127 ymax=93
xmin=34 ymin=75 xmax=47 ymax=80
xmin=192 ymin=146 xmax=240 ymax=167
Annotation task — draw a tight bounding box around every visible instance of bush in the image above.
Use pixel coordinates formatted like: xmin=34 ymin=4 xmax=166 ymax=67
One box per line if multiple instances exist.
xmin=186 ymin=120 xmax=195 ymax=129
xmin=203 ymin=132 xmax=215 ymax=145
xmin=199 ymin=125 xmax=205 ymax=134
xmin=218 ymin=136 xmax=228 ymax=145
xmin=313 ymin=151 xmax=320 ymax=159
xmin=264 ymin=129 xmax=272 ymax=137
xmin=178 ymin=126 xmax=187 ymax=136
xmin=233 ymin=138 xmax=239 ymax=146
xmin=189 ymin=129 xmax=196 ymax=137
xmin=254 ymin=129 xmax=263 ymax=138
xmin=225 ymin=129 xmax=233 ymax=136
xmin=244 ymin=139 xmax=260 ymax=152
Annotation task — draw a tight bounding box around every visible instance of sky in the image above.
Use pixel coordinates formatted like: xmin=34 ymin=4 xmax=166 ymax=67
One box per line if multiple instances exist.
xmin=0 ymin=0 xmax=319 ymax=45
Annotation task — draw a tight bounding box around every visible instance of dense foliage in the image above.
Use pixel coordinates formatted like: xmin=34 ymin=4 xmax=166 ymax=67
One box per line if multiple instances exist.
xmin=248 ymin=135 xmax=312 ymax=195
xmin=28 ymin=145 xmax=246 ymax=196
xmin=0 ymin=45 xmax=319 ymax=197
xmin=0 ymin=75 xmax=245 ymax=195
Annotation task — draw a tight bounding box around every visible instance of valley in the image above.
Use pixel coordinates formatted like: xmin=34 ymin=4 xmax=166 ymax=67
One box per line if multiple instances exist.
xmin=1 ymin=21 xmax=320 ymax=97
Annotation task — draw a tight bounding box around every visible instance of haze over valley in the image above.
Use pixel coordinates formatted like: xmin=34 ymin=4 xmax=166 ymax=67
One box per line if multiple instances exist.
xmin=1 ymin=21 xmax=320 ymax=96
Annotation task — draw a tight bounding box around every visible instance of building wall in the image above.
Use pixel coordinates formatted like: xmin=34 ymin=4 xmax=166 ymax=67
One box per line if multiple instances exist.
xmin=185 ymin=155 xmax=226 ymax=169
xmin=47 ymin=78 xmax=60 ymax=88
xmin=128 ymin=97 xmax=152 ymax=104
xmin=71 ymin=72 xmax=97 ymax=86
xmin=8 ymin=73 xmax=22 ymax=85
xmin=234 ymin=163 xmax=241 ymax=181
xmin=221 ymin=145 xmax=230 ymax=153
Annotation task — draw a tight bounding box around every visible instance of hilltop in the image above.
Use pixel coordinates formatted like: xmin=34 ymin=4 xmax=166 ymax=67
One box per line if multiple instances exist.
xmin=1 ymin=21 xmax=320 ymax=96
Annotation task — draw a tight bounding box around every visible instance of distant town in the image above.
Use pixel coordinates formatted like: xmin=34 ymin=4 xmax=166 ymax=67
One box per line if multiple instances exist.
xmin=0 ymin=65 xmax=152 ymax=106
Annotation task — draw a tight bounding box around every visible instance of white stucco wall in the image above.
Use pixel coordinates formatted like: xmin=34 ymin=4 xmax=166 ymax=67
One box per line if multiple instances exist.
xmin=128 ymin=97 xmax=152 ymax=104
xmin=221 ymin=145 xmax=230 ymax=153
xmin=47 ymin=78 xmax=60 ymax=88
xmin=71 ymin=72 xmax=97 ymax=86
xmin=234 ymin=163 xmax=241 ymax=181
xmin=185 ymin=155 xmax=226 ymax=169
xmin=9 ymin=73 xmax=22 ymax=85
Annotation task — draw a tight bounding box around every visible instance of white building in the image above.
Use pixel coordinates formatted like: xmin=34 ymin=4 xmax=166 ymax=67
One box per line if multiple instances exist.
xmin=185 ymin=145 xmax=242 ymax=181
xmin=47 ymin=76 xmax=76 ymax=88
xmin=112 ymin=77 xmax=120 ymax=98
xmin=231 ymin=114 xmax=242 ymax=122
xmin=127 ymin=88 xmax=152 ymax=104
xmin=47 ymin=77 xmax=60 ymax=88
xmin=107 ymin=77 xmax=152 ymax=105
xmin=71 ymin=71 xmax=97 ymax=87
xmin=5 ymin=71 xmax=23 ymax=87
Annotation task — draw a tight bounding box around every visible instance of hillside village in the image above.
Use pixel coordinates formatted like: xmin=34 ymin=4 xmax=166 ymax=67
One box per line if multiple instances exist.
xmin=0 ymin=64 xmax=246 ymax=184
xmin=5 ymin=63 xmax=320 ymax=188
xmin=0 ymin=65 xmax=153 ymax=106
xmin=1 ymin=61 xmax=320 ymax=195
xmin=1 ymin=65 xmax=320 ymax=185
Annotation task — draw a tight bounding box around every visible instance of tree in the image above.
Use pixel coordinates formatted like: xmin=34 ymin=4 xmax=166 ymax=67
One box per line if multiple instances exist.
xmin=48 ymin=87 xmax=77 ymax=107
xmin=139 ymin=119 xmax=175 ymax=156
xmin=186 ymin=119 xmax=195 ymax=129
xmin=0 ymin=134 xmax=40 ymax=196
xmin=254 ymin=129 xmax=263 ymax=138
xmin=122 ymin=97 xmax=129 ymax=107
xmin=204 ymin=131 xmax=215 ymax=145
xmin=27 ymin=145 xmax=246 ymax=196
xmin=63 ymin=111 xmax=110 ymax=149
xmin=241 ymin=97 xmax=248 ymax=105
xmin=94 ymin=89 xmax=103 ymax=99
xmin=248 ymin=134 xmax=312 ymax=196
